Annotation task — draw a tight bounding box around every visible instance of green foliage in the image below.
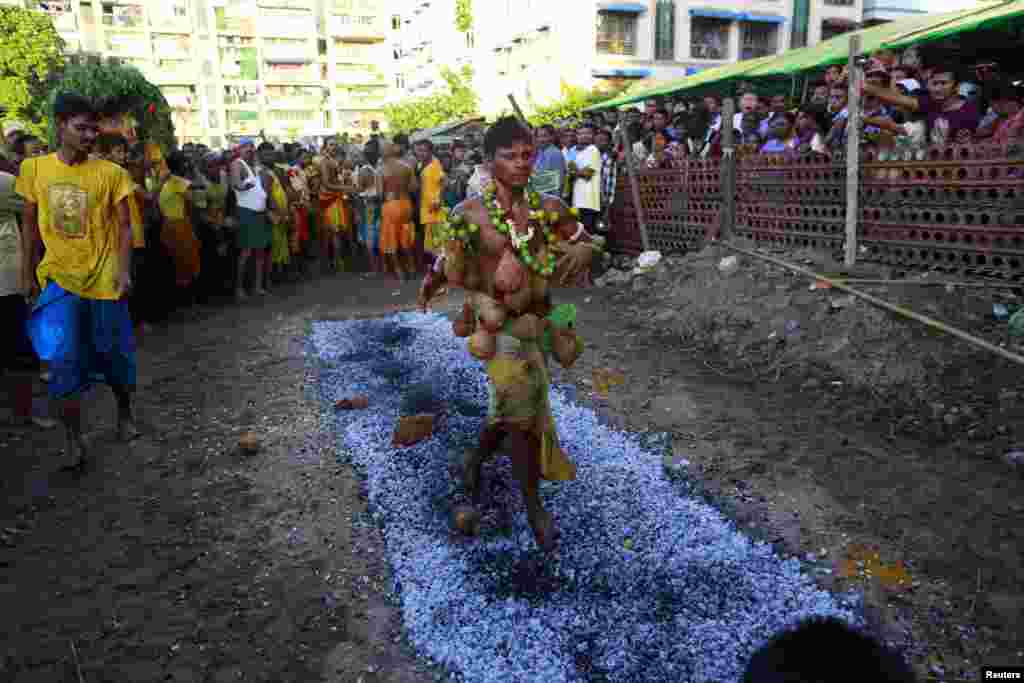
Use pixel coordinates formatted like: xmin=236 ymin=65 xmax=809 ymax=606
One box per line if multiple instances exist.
xmin=0 ymin=7 xmax=66 ymax=137
xmin=527 ymin=83 xmax=631 ymax=127
xmin=455 ymin=0 xmax=472 ymax=33
xmin=45 ymin=60 xmax=175 ymax=152
xmin=383 ymin=65 xmax=478 ymax=135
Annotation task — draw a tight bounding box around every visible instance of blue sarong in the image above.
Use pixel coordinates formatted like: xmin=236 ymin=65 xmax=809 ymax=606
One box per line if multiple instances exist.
xmin=358 ymin=201 xmax=381 ymax=252
xmin=27 ymin=282 xmax=137 ymax=399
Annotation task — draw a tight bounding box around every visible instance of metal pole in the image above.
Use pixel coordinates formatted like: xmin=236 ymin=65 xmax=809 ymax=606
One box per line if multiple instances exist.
xmin=721 ymin=241 xmax=1024 ymax=368
xmin=719 ymin=95 xmax=736 ymax=240
xmin=618 ymin=125 xmax=651 ymax=252
xmin=844 ymin=34 xmax=863 ymax=267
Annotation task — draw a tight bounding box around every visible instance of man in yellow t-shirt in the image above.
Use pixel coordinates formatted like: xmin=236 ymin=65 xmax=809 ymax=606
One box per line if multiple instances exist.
xmin=414 ymin=139 xmax=445 ymax=270
xmin=15 ymin=92 xmax=139 ymax=471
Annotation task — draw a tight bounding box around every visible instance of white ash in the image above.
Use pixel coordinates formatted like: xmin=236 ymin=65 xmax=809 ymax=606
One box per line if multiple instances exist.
xmin=310 ymin=314 xmax=863 ymax=683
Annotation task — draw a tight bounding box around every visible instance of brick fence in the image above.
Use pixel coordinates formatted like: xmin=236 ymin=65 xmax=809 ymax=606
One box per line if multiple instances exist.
xmin=608 ymin=144 xmax=1024 ymax=282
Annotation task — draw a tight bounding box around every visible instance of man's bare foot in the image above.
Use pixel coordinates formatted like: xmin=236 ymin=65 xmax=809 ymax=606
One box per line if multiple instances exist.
xmin=462 ymin=450 xmax=484 ymax=502
xmin=529 ymin=509 xmax=559 ymax=553
xmin=118 ymin=418 xmax=141 ymax=442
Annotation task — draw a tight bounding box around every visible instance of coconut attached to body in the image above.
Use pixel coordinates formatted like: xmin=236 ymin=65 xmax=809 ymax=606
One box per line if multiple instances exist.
xmin=468 ymin=328 xmax=496 ymax=360
xmin=494 ymin=247 xmax=526 ymax=294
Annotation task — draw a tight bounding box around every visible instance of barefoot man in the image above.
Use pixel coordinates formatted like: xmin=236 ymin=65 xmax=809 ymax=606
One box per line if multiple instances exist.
xmin=418 ymin=116 xmax=598 ymax=551
xmin=17 ymin=93 xmax=141 ymax=470
xmin=379 ymin=141 xmax=418 ymax=281
xmin=318 ymin=137 xmax=356 ymax=272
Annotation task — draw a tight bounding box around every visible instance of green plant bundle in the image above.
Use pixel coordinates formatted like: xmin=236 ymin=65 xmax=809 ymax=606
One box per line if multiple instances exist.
xmin=45 ymin=60 xmax=175 ymax=152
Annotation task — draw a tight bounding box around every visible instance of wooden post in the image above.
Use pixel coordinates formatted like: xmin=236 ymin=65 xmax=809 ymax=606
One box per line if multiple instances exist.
xmin=618 ymin=125 xmax=650 ymax=252
xmin=719 ymin=95 xmax=736 ymax=241
xmin=507 ymin=95 xmax=531 ymax=129
xmin=844 ymin=34 xmax=863 ymax=267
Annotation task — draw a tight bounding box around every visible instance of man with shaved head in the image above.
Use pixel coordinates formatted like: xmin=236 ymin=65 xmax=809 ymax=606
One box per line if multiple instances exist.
xmin=378 ymin=140 xmax=418 ymax=282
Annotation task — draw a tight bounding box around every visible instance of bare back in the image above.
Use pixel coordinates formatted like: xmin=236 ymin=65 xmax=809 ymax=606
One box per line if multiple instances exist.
xmin=381 ymin=159 xmax=417 ymax=198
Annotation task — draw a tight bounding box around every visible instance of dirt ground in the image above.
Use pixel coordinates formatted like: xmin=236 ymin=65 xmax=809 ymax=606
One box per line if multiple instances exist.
xmin=1 ymin=253 xmax=1022 ymax=682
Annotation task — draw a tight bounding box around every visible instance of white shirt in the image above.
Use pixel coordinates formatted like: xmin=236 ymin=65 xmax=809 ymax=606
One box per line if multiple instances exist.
xmin=572 ymin=144 xmax=602 ymax=212
xmin=234 ymin=158 xmax=267 ymax=212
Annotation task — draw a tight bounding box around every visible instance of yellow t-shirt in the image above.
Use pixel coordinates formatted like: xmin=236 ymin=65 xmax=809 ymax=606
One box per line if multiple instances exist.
xmin=158 ymin=175 xmax=191 ymax=221
xmin=419 ymin=157 xmax=445 ymax=224
xmin=15 ymin=154 xmax=135 ymax=300
xmin=128 ymin=190 xmax=145 ymax=248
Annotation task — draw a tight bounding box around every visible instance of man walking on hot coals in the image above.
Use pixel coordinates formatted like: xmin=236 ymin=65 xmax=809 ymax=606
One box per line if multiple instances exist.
xmin=16 ymin=93 xmax=141 ymax=470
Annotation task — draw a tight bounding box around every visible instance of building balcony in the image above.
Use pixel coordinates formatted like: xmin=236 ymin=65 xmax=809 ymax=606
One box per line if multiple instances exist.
xmin=257 ymin=15 xmax=316 ymax=38
xmin=262 ymin=42 xmax=315 ymax=62
xmin=223 ymin=96 xmax=262 ymax=107
xmin=257 ymin=0 xmax=310 ymax=9
xmin=102 ymin=12 xmax=145 ymax=31
xmin=149 ymin=14 xmax=192 ymax=33
xmin=334 ymin=66 xmax=386 ymax=86
xmin=264 ymin=94 xmax=324 ymax=109
xmin=103 ymin=38 xmax=150 ymax=59
xmin=149 ymin=64 xmax=199 ymax=84
xmin=215 ymin=12 xmax=257 ymax=35
xmin=227 ymin=118 xmax=262 ymax=136
xmin=328 ymin=14 xmax=386 ymax=43
xmin=262 ymin=65 xmax=319 ymax=83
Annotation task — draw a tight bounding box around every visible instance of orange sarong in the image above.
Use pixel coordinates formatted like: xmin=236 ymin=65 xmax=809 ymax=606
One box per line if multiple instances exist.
xmin=379 ymin=198 xmax=415 ymax=254
xmin=319 ymin=191 xmax=350 ymax=236
xmin=293 ymin=206 xmax=310 ymax=251
xmin=161 ymin=217 xmax=201 ymax=288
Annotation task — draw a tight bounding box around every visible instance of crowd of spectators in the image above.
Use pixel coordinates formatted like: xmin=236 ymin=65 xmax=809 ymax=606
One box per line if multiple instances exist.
xmin=539 ymin=54 xmax=1023 ymax=175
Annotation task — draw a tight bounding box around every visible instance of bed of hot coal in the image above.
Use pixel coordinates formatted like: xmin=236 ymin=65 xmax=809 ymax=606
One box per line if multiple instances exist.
xmin=310 ymin=313 xmax=863 ymax=683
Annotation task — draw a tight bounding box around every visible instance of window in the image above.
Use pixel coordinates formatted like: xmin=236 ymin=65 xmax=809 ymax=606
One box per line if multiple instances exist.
xmin=821 ymin=19 xmax=855 ymax=41
xmin=465 ymin=30 xmax=474 ymax=48
xmin=690 ymin=17 xmax=729 ymax=60
xmin=654 ymin=1 xmax=675 ymax=61
xmin=740 ymin=22 xmax=777 ymax=60
xmin=824 ymin=0 xmax=854 ymax=5
xmin=391 ymin=14 xmax=400 ymax=30
xmin=395 ymin=74 xmax=405 ymax=89
xmin=595 ymin=11 xmax=636 ymax=56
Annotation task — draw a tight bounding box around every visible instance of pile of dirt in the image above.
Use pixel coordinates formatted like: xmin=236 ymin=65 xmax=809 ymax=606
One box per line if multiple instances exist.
xmin=600 ymin=242 xmax=1024 ymax=453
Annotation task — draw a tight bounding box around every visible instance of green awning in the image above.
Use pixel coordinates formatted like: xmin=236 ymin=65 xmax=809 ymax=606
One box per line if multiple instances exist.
xmin=585 ymin=54 xmax=779 ymax=110
xmin=585 ymin=0 xmax=1024 ymax=110
xmin=883 ymin=0 xmax=1024 ymax=50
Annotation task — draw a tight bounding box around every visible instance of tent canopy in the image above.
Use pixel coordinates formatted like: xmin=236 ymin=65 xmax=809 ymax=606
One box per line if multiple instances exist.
xmin=586 ymin=0 xmax=1024 ymax=110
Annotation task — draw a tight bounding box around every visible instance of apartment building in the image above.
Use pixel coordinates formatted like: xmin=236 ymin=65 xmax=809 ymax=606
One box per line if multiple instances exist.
xmin=391 ymin=0 xmax=476 ymax=100
xmin=4 ymin=0 xmax=396 ymax=147
xmin=454 ymin=0 xmax=862 ymax=117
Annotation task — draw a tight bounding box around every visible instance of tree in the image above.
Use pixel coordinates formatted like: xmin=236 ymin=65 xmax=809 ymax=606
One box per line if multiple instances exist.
xmin=0 ymin=6 xmax=66 ymax=137
xmin=526 ymin=82 xmax=631 ymax=128
xmin=383 ymin=65 xmax=478 ymax=135
xmin=455 ymin=0 xmax=472 ymax=33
